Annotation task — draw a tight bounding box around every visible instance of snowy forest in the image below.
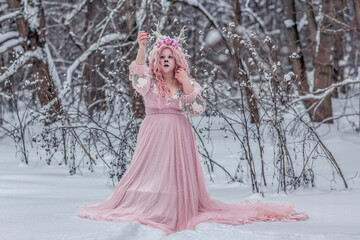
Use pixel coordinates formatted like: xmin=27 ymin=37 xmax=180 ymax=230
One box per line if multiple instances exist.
xmin=1 ymin=0 xmax=360 ymax=239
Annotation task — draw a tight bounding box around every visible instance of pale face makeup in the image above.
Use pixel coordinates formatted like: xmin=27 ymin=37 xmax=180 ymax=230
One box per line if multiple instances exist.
xmin=159 ymin=48 xmax=176 ymax=75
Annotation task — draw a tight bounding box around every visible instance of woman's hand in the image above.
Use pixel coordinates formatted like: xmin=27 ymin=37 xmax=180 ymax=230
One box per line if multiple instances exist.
xmin=137 ymin=31 xmax=149 ymax=49
xmin=175 ymin=68 xmax=190 ymax=84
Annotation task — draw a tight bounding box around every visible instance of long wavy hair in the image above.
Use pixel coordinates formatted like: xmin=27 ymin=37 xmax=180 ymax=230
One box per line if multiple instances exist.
xmin=148 ymin=44 xmax=190 ymax=107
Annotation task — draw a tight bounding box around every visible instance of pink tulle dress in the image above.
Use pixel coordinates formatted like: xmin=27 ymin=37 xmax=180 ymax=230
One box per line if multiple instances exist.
xmin=77 ymin=61 xmax=309 ymax=234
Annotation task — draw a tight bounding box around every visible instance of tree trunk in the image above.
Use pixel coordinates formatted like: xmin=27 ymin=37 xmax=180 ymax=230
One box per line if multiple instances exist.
xmin=353 ymin=0 xmax=360 ymax=76
xmin=313 ymin=0 xmax=334 ymax=123
xmin=126 ymin=0 xmax=145 ymax=119
xmin=82 ymin=0 xmax=106 ymax=116
xmin=233 ymin=0 xmax=260 ymax=123
xmin=305 ymin=0 xmax=318 ymax=65
xmin=0 ymin=54 xmax=3 ymax=126
xmin=332 ymin=0 xmax=345 ymax=96
xmin=283 ymin=0 xmax=313 ymax=113
xmin=354 ymin=0 xmax=360 ymax=33
xmin=6 ymin=0 xmax=62 ymax=124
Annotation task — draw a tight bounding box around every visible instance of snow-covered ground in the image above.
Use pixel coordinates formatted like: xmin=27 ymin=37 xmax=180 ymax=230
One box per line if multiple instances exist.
xmin=1 ymin=124 xmax=360 ymax=240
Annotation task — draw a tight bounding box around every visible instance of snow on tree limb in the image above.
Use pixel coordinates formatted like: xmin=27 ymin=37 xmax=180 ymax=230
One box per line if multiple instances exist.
xmin=64 ymin=33 xmax=126 ymax=94
xmin=0 ymin=48 xmax=42 ymax=83
xmin=44 ymin=42 xmax=62 ymax=91
xmin=0 ymin=10 xmax=21 ymax=23
xmin=241 ymin=8 xmax=269 ymax=35
xmin=0 ymin=92 xmax=12 ymax=99
xmin=95 ymin=0 xmax=126 ymax=39
xmin=293 ymin=78 xmax=360 ymax=103
xmin=64 ymin=0 xmax=87 ymax=26
xmin=0 ymin=37 xmax=24 ymax=54
xmin=0 ymin=31 xmax=19 ymax=45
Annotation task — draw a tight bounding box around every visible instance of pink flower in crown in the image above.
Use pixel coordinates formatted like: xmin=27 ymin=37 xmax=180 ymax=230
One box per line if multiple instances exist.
xmin=157 ymin=40 xmax=164 ymax=48
xmin=171 ymin=41 xmax=179 ymax=48
xmin=164 ymin=37 xmax=173 ymax=45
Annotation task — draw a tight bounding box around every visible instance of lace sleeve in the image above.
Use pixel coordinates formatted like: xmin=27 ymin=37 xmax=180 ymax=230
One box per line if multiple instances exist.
xmin=179 ymin=79 xmax=206 ymax=116
xmin=129 ymin=60 xmax=151 ymax=96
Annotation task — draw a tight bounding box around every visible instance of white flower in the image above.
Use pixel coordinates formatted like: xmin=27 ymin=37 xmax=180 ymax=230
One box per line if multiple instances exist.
xmin=192 ymin=101 xmax=203 ymax=113
xmin=179 ymin=99 xmax=185 ymax=111
xmin=151 ymin=81 xmax=159 ymax=94
xmin=171 ymin=88 xmax=180 ymax=100
xmin=136 ymin=77 xmax=147 ymax=88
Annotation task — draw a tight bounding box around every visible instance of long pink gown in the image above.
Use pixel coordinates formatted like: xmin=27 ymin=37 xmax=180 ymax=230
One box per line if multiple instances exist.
xmin=77 ymin=61 xmax=309 ymax=234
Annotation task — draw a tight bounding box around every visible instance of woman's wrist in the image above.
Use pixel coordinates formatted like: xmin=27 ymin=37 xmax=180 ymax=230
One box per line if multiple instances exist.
xmin=135 ymin=47 xmax=146 ymax=65
xmin=182 ymin=78 xmax=195 ymax=95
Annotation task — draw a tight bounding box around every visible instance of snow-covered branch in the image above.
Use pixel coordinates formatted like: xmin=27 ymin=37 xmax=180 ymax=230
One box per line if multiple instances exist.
xmin=241 ymin=8 xmax=269 ymax=35
xmin=64 ymin=33 xmax=127 ymax=92
xmin=95 ymin=0 xmax=126 ymax=39
xmin=44 ymin=42 xmax=62 ymax=91
xmin=0 ymin=10 xmax=21 ymax=23
xmin=293 ymin=78 xmax=360 ymax=103
xmin=0 ymin=30 xmax=23 ymax=53
xmin=0 ymin=37 xmax=24 ymax=54
xmin=64 ymin=0 xmax=87 ymax=26
xmin=0 ymin=48 xmax=42 ymax=83
xmin=0 ymin=31 xmax=19 ymax=45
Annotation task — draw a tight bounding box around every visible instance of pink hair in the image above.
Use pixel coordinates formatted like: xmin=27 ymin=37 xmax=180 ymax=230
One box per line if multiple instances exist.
xmin=148 ymin=44 xmax=191 ymax=108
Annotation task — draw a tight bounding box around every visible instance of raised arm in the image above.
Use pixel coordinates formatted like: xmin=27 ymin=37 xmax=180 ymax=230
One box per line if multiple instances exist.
xmin=129 ymin=31 xmax=150 ymax=96
xmin=175 ymin=68 xmax=206 ymax=116
xmin=179 ymin=79 xmax=206 ymax=116
xmin=135 ymin=31 xmax=147 ymax=65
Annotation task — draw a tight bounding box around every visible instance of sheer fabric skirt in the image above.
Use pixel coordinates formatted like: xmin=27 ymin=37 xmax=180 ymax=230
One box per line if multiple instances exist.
xmin=78 ymin=113 xmax=308 ymax=234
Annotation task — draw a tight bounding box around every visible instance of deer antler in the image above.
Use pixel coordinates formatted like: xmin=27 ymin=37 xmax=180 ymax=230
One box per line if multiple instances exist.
xmin=151 ymin=22 xmax=164 ymax=39
xmin=174 ymin=26 xmax=187 ymax=42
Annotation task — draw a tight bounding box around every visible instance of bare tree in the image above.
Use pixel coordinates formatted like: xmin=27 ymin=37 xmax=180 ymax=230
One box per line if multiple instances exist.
xmin=332 ymin=0 xmax=345 ymax=96
xmin=305 ymin=0 xmax=318 ymax=63
xmin=313 ymin=0 xmax=334 ymax=123
xmin=353 ymin=0 xmax=360 ymax=75
xmin=283 ymin=0 xmax=313 ymax=114
xmin=5 ymin=0 xmax=62 ymax=123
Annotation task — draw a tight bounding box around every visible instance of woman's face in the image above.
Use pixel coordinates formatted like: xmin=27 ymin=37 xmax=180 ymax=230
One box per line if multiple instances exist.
xmin=159 ymin=48 xmax=176 ymax=74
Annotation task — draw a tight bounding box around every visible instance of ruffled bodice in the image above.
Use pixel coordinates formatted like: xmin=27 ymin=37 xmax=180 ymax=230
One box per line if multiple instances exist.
xmin=128 ymin=61 xmax=206 ymax=117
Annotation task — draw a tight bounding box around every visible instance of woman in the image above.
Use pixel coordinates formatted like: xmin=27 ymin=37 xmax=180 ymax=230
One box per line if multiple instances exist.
xmin=78 ymin=29 xmax=308 ymax=235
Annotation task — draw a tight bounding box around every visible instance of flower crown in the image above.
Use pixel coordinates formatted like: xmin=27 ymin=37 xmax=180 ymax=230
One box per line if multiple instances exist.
xmin=151 ymin=22 xmax=187 ymax=50
xmin=156 ymin=36 xmax=180 ymax=48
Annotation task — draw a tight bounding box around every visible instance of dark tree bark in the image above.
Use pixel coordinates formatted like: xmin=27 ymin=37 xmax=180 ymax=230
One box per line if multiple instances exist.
xmin=283 ymin=0 xmax=313 ymax=113
xmin=83 ymin=0 xmax=106 ymax=116
xmin=313 ymin=0 xmax=334 ymax=123
xmin=353 ymin=0 xmax=360 ymax=75
xmin=126 ymin=0 xmax=145 ymax=119
xmin=233 ymin=0 xmax=260 ymax=124
xmin=332 ymin=0 xmax=345 ymax=96
xmin=353 ymin=0 xmax=360 ymax=32
xmin=305 ymin=0 xmax=318 ymax=64
xmin=6 ymin=0 xmax=62 ymax=124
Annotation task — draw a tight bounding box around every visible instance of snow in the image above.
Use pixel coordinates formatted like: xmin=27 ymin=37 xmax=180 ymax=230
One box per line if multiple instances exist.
xmin=284 ymin=19 xmax=296 ymax=28
xmin=284 ymin=71 xmax=295 ymax=81
xmin=44 ymin=43 xmax=62 ymax=91
xmin=293 ymin=77 xmax=360 ymax=102
xmin=0 ymin=10 xmax=21 ymax=23
xmin=23 ymin=1 xmax=40 ymax=31
xmin=1 ymin=121 xmax=360 ymax=239
xmin=297 ymin=13 xmax=308 ymax=31
xmin=0 ymin=37 xmax=24 ymax=54
xmin=0 ymin=48 xmax=42 ymax=83
xmin=0 ymin=31 xmax=19 ymax=43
